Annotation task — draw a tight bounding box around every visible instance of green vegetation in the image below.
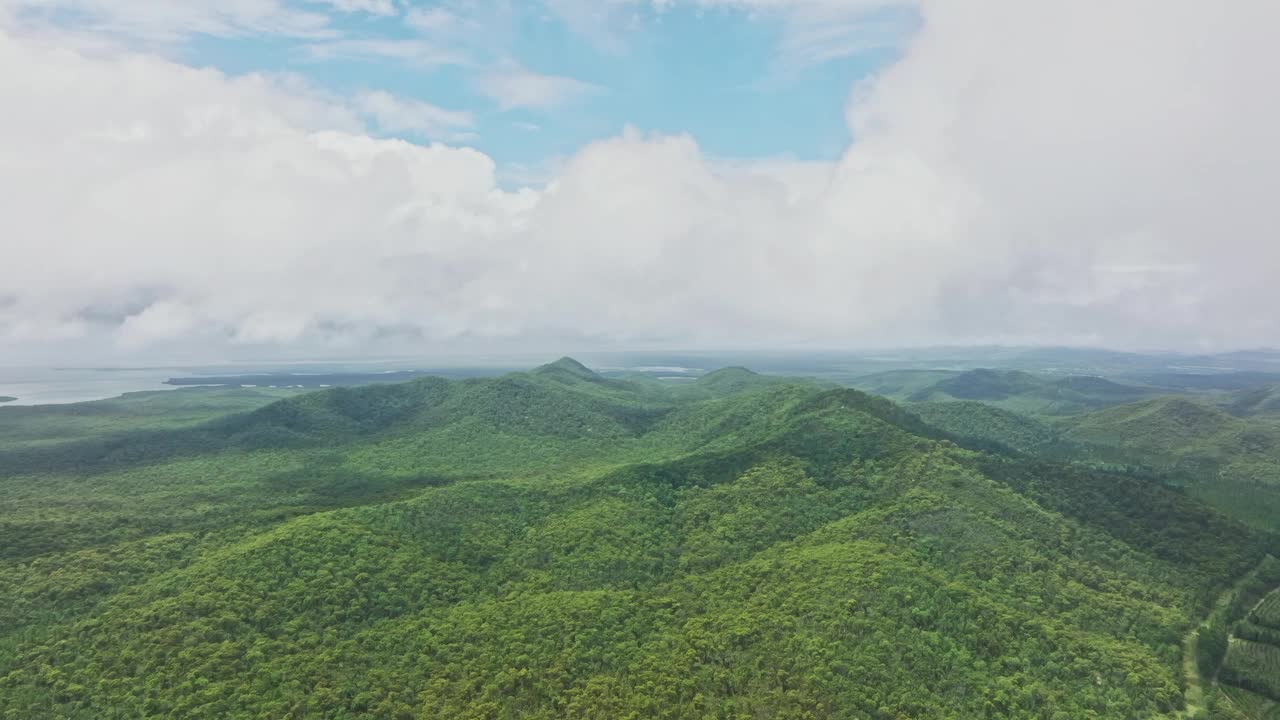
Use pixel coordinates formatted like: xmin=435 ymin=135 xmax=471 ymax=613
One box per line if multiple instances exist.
xmin=881 ymin=370 xmax=1280 ymax=533
xmin=920 ymin=368 xmax=1045 ymax=401
xmin=1216 ymin=578 xmax=1280 ymax=714
xmin=1183 ymin=557 xmax=1280 ymax=713
xmin=1222 ymin=640 xmax=1280 ymax=701
xmin=0 ymin=386 xmax=305 ymax=451
xmin=1225 ymin=385 xmax=1280 ymax=420
xmin=1216 ymin=684 xmax=1280 ymax=720
xmin=866 ymin=368 xmax=1160 ymax=416
xmin=0 ymin=359 xmax=1276 ymax=718
xmin=845 ymin=369 xmax=960 ymax=398
xmin=867 ymin=371 xmax=1280 ymax=719
xmin=1057 ymin=397 xmax=1280 ymax=532
xmin=1255 ymin=588 xmax=1280 ymax=628
xmin=1063 ymin=398 xmax=1279 ymax=471
xmin=909 ymin=400 xmax=1059 ymax=453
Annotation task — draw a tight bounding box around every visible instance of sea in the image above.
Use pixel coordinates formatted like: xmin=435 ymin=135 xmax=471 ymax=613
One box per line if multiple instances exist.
xmin=0 ymin=367 xmax=181 ymax=406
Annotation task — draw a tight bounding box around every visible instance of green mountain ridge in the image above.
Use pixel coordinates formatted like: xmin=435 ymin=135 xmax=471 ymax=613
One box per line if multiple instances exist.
xmin=694 ymin=365 xmax=765 ymax=390
xmin=1225 ymin=385 xmax=1280 ymax=419
xmin=0 ymin=360 xmax=1276 ymax=718
xmin=851 ymin=367 xmax=1161 ymax=416
xmin=919 ymin=368 xmax=1045 ymax=401
xmin=531 ymin=356 xmax=607 ymax=382
xmin=908 ymin=400 xmax=1060 ymax=454
xmin=1063 ymin=397 xmax=1280 ymax=476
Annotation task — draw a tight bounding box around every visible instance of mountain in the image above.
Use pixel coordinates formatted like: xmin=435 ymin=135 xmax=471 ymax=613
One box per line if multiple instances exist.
xmin=694 ymin=365 xmax=762 ymax=388
xmin=1130 ymin=372 xmax=1280 ymax=392
xmin=1225 ymin=384 xmax=1280 ymax=419
xmin=919 ymin=368 xmax=1045 ymax=401
xmin=0 ymin=386 xmax=303 ymax=452
xmin=531 ymin=356 xmax=607 ymax=383
xmin=851 ymin=368 xmax=1160 ymax=416
xmin=848 ymin=364 xmax=1280 ymax=536
xmin=1052 ymin=374 xmax=1156 ymax=401
xmin=909 ymin=400 xmax=1059 ymax=453
xmin=846 ymin=369 xmax=960 ymax=397
xmin=1063 ymin=397 xmax=1280 ymax=472
xmin=0 ymin=361 xmax=1276 ymax=718
xmin=691 ymin=366 xmax=802 ymax=396
xmin=1059 ymin=397 xmax=1280 ymax=533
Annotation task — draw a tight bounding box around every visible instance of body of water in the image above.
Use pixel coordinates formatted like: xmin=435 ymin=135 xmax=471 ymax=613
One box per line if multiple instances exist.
xmin=0 ymin=367 xmax=182 ymax=406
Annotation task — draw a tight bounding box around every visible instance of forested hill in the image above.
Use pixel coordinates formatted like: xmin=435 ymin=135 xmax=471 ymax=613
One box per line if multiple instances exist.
xmin=850 ymin=367 xmax=1162 ymax=415
xmin=1225 ymin=384 xmax=1280 ymax=418
xmin=0 ymin=359 xmax=1275 ymax=718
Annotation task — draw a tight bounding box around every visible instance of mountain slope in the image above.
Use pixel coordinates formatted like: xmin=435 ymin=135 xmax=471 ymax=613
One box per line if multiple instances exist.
xmin=0 ymin=386 xmax=303 ymax=451
xmin=909 ymin=400 xmax=1060 ymax=453
xmin=846 ymin=369 xmax=961 ymax=397
xmin=1054 ymin=397 xmax=1280 ymax=533
xmin=904 ymin=369 xmax=1161 ymax=415
xmin=919 ymin=368 xmax=1045 ymax=401
xmin=0 ymin=362 xmax=1274 ymax=719
xmin=1063 ymin=397 xmax=1280 ymax=480
xmin=1225 ymin=385 xmax=1280 ymax=419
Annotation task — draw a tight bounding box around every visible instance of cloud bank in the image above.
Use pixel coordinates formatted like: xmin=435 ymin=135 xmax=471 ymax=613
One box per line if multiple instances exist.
xmin=2 ymin=0 xmax=1279 ymax=362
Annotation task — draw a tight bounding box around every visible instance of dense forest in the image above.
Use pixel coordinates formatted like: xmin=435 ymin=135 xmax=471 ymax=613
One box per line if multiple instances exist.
xmin=1 ymin=359 xmax=1279 ymax=718
xmin=860 ymin=368 xmax=1280 ymax=535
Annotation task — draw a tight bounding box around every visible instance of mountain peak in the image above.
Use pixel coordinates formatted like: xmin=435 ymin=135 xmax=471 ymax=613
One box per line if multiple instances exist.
xmin=930 ymin=367 xmax=1043 ymax=400
xmin=534 ymin=357 xmax=599 ymax=379
xmin=694 ymin=366 xmax=776 ymax=394
xmin=699 ymin=366 xmax=759 ymax=379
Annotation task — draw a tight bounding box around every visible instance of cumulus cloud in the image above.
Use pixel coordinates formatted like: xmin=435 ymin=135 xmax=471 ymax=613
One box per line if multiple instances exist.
xmin=2 ymin=0 xmax=1279 ymax=363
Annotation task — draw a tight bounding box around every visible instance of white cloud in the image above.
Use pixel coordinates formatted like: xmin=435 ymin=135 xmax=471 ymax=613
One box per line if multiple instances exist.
xmin=0 ymin=28 xmax=530 ymax=358
xmin=319 ymin=0 xmax=397 ymax=16
xmin=404 ymin=7 xmax=458 ymax=32
xmin=545 ymin=0 xmax=916 ymax=67
xmin=355 ymin=91 xmax=474 ymax=140
xmin=773 ymin=1 xmax=917 ymax=68
xmin=3 ymin=1 xmax=1280 ymax=362
xmin=0 ymin=0 xmax=405 ymax=46
xmin=117 ymin=301 xmax=198 ymax=348
xmin=681 ymin=1 xmax=918 ymax=67
xmin=541 ymin=0 xmax=639 ymax=54
xmin=0 ymin=0 xmax=336 ymax=45
xmin=303 ymin=38 xmax=465 ymax=67
xmin=476 ymin=62 xmax=600 ymax=111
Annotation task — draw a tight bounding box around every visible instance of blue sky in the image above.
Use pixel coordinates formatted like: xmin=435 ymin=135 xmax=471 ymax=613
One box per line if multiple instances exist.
xmin=151 ymin=1 xmax=918 ymax=178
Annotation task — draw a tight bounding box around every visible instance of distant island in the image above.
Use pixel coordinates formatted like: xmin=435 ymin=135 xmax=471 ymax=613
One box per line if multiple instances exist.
xmin=0 ymin=396 xmax=16 ymax=403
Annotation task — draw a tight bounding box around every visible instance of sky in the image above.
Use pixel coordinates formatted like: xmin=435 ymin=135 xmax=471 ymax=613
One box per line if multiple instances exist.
xmin=1 ymin=0 xmax=1279 ymax=364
